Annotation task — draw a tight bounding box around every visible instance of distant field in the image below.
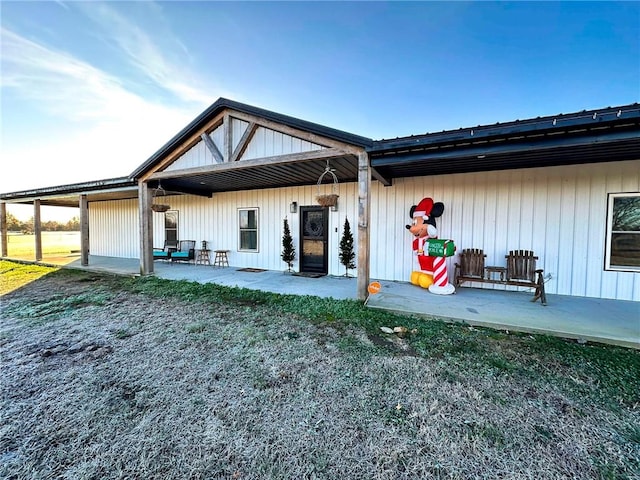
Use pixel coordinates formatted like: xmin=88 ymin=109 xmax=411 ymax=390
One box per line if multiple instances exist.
xmin=6 ymin=232 xmax=80 ymax=257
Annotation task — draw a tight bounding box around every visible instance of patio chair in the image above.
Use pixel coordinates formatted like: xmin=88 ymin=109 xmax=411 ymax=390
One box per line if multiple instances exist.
xmin=170 ymin=240 xmax=196 ymax=263
xmin=454 ymin=248 xmax=486 ymax=285
xmin=153 ymin=240 xmax=177 ymax=261
xmin=505 ymin=250 xmax=547 ymax=305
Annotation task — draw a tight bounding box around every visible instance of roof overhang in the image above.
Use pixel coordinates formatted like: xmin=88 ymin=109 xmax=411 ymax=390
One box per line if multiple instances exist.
xmin=0 ymin=177 xmax=138 ymax=207
xmin=369 ymin=104 xmax=640 ymax=179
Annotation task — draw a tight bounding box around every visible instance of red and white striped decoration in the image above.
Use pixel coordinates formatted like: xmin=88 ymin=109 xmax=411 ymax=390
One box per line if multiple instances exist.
xmin=432 ymin=255 xmax=448 ymax=287
xmin=428 ymin=248 xmax=455 ymax=295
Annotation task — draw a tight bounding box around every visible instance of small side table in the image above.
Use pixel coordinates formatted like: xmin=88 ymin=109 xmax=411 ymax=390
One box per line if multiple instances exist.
xmin=213 ymin=250 xmax=230 ymax=268
xmin=485 ymin=266 xmax=506 ymax=281
xmin=195 ymin=249 xmax=211 ymax=266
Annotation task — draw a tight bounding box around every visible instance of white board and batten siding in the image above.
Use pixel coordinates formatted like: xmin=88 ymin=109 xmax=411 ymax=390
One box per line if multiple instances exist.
xmin=160 ymin=183 xmax=357 ymax=275
xmin=370 ymin=159 xmax=640 ymax=301
xmin=164 ymin=118 xmax=325 ymax=171
xmin=88 ymin=159 xmax=639 ymax=301
xmin=89 ymin=199 xmax=140 ymax=259
xmin=88 ymin=182 xmax=359 ymax=277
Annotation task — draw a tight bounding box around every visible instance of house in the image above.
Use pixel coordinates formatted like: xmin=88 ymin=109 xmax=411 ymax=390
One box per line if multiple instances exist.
xmin=2 ymin=98 xmax=639 ymax=301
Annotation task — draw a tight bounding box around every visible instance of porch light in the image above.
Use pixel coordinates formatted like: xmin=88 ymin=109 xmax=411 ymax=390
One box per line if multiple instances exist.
xmin=331 ymin=200 xmax=338 ymax=212
xmin=290 ymin=201 xmax=298 ymax=213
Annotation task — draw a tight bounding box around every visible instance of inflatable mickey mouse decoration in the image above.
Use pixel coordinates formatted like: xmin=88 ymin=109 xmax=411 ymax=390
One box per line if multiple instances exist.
xmin=406 ymin=197 xmax=456 ymax=295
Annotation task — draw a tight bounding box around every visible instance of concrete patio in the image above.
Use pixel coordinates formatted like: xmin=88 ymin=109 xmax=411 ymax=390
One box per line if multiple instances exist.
xmin=5 ymin=254 xmax=639 ymax=349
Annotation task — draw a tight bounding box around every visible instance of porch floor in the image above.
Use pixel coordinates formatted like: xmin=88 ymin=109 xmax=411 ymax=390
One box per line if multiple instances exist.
xmin=7 ymin=254 xmax=639 ymax=349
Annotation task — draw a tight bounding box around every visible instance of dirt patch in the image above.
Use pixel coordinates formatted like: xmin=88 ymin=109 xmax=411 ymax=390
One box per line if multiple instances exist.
xmin=1 ymin=270 xmax=638 ymax=480
xmin=367 ymin=332 xmax=420 ymax=357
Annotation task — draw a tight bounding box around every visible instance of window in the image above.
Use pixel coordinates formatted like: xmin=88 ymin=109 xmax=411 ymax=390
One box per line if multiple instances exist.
xmin=165 ymin=210 xmax=178 ymax=248
xmin=238 ymin=208 xmax=258 ymax=252
xmin=605 ymin=193 xmax=640 ymax=272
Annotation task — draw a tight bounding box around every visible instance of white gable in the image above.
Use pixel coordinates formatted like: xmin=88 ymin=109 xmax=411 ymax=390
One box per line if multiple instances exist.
xmin=163 ymin=114 xmax=326 ymax=172
xmin=242 ymin=126 xmax=325 ymax=160
xmin=164 ymin=140 xmax=214 ymax=171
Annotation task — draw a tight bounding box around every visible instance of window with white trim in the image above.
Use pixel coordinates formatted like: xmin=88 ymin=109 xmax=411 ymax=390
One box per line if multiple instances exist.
xmin=238 ymin=208 xmax=258 ymax=252
xmin=605 ymin=193 xmax=640 ymax=272
xmin=165 ymin=210 xmax=178 ymax=248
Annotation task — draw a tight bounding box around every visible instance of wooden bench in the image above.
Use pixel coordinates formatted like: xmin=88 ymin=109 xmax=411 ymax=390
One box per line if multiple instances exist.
xmin=454 ymin=249 xmax=547 ymax=305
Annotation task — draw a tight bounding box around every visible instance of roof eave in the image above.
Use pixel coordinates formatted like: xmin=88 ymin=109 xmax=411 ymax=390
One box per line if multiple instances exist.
xmin=0 ymin=177 xmax=137 ymax=202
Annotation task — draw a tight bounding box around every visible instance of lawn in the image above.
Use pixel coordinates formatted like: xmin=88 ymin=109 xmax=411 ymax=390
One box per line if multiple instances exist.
xmin=5 ymin=231 xmax=80 ymax=258
xmin=1 ymin=261 xmax=638 ymax=479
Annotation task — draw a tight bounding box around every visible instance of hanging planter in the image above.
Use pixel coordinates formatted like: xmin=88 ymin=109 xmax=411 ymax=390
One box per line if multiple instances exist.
xmin=151 ymin=204 xmax=170 ymax=213
xmin=151 ymin=182 xmax=171 ymax=212
xmin=316 ymin=160 xmax=339 ymax=208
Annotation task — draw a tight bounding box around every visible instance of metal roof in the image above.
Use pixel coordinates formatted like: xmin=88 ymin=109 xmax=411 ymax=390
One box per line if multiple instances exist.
xmin=0 ymin=177 xmax=138 ymax=207
xmin=369 ymin=104 xmax=640 ymax=179
xmin=2 ymin=102 xmax=638 ymax=205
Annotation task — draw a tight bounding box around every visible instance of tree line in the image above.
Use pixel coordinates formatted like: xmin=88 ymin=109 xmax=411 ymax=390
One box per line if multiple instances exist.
xmin=5 ymin=212 xmax=80 ymax=233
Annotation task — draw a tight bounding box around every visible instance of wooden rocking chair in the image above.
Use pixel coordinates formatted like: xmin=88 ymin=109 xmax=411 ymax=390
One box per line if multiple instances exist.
xmin=454 ymin=248 xmax=547 ymax=305
xmin=505 ymin=250 xmax=547 ymax=305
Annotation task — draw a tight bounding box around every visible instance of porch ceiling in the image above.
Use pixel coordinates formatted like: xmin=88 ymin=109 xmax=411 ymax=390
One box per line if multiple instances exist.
xmin=154 ymin=154 xmax=358 ymax=195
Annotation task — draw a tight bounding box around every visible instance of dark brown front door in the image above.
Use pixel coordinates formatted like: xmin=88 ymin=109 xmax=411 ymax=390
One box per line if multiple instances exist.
xmin=300 ymin=206 xmax=328 ymax=274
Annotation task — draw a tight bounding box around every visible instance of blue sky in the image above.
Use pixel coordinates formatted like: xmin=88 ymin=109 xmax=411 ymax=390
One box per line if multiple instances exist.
xmin=1 ymin=1 xmax=639 ymax=220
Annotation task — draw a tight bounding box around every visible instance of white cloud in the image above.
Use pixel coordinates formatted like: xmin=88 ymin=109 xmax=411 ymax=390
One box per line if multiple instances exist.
xmin=2 ymin=28 xmax=124 ymax=120
xmin=0 ymin=26 xmax=200 ymax=191
xmin=0 ymin=0 xmax=238 ymax=194
xmin=0 ymin=2 xmax=245 ymax=201
xmin=74 ymin=1 xmax=217 ymax=105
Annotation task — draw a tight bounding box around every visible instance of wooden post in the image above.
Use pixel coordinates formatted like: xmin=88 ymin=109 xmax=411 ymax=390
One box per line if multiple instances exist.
xmin=357 ymin=150 xmax=371 ymax=301
xmin=0 ymin=202 xmax=7 ymax=257
xmin=79 ymin=194 xmax=89 ymax=266
xmin=139 ymin=180 xmax=154 ymax=275
xmin=34 ymin=199 xmax=42 ymax=261
xmin=223 ymin=112 xmax=232 ymax=162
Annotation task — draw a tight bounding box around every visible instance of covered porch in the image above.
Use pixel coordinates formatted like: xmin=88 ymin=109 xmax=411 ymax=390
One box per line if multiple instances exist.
xmin=12 ymin=254 xmax=638 ymax=349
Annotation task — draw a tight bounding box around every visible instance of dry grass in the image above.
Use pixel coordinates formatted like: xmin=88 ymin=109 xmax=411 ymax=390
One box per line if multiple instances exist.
xmin=1 ymin=266 xmax=638 ymax=479
xmin=5 ymin=232 xmax=80 ymax=258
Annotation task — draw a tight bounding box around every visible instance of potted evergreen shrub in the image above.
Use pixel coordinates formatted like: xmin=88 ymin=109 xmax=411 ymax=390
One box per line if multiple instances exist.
xmin=339 ymin=218 xmax=356 ymax=277
xmin=281 ymin=218 xmax=296 ymax=273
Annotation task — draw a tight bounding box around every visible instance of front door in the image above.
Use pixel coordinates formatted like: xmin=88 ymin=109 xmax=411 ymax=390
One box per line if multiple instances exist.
xmin=300 ymin=206 xmax=328 ymax=274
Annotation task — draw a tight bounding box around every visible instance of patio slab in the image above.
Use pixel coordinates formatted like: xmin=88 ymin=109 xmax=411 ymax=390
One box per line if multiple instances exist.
xmin=5 ymin=254 xmax=638 ymax=349
xmin=365 ymin=280 xmax=639 ymax=350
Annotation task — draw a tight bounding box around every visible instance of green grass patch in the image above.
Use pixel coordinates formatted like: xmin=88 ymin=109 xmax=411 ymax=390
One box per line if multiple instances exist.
xmin=0 ymin=260 xmax=58 ymax=295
